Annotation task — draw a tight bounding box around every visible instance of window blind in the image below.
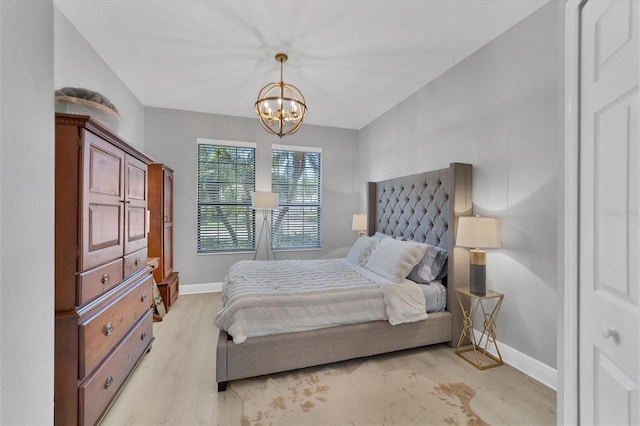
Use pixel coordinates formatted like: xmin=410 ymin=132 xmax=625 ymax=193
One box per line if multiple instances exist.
xmin=271 ymin=147 xmax=321 ymax=249
xmin=197 ymin=142 xmax=256 ymax=253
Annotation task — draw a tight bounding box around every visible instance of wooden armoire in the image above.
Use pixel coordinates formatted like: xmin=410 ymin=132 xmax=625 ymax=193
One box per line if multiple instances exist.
xmin=55 ymin=113 xmax=155 ymax=425
xmin=148 ymin=164 xmax=179 ymax=310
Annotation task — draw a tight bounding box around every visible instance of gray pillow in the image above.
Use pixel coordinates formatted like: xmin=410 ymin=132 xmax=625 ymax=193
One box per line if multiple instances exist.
xmin=407 ymin=244 xmax=448 ymax=283
xmin=346 ymin=236 xmax=380 ymax=266
xmin=364 ymin=238 xmax=427 ymax=283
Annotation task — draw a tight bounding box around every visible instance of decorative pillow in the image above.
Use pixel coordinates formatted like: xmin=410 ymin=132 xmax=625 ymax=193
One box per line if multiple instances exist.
xmin=373 ymin=231 xmax=406 ymax=241
xmin=407 ymin=244 xmax=449 ymax=283
xmin=346 ymin=236 xmax=380 ymax=266
xmin=364 ymin=238 xmax=427 ymax=283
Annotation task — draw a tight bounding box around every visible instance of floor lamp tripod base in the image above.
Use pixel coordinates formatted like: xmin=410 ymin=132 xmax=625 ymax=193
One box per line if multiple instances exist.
xmin=254 ymin=209 xmax=276 ymax=261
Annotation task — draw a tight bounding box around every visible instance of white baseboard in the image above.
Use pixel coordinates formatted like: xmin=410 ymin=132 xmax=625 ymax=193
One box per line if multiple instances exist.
xmin=180 ymin=282 xmax=223 ymax=295
xmin=472 ymin=329 xmax=557 ymax=390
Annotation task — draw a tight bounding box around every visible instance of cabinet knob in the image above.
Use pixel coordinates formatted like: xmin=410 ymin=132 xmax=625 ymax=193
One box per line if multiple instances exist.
xmin=135 ymin=258 xmax=141 ymax=266
xmin=105 ymin=375 xmax=113 ymax=389
xmin=103 ymin=323 xmax=114 ymax=336
xmin=101 ymin=273 xmax=110 ymax=284
xmin=141 ymin=331 xmax=147 ymax=341
xmin=141 ymin=293 xmax=147 ymax=303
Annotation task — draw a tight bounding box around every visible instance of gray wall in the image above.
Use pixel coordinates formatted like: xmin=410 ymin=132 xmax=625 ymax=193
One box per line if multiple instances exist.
xmin=54 ymin=7 xmax=145 ymax=147
xmin=144 ymin=107 xmax=360 ymax=285
xmin=358 ymin=1 xmax=563 ymax=368
xmin=0 ymin=1 xmax=55 ymax=423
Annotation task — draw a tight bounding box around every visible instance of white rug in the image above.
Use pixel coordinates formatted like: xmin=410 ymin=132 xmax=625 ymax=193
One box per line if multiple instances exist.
xmin=230 ymin=361 xmax=489 ymax=426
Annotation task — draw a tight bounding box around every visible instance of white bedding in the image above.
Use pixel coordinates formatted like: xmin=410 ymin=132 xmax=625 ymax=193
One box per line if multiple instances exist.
xmin=214 ymin=258 xmax=444 ymax=344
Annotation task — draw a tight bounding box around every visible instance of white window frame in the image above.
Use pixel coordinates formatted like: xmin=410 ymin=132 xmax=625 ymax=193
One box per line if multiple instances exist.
xmin=271 ymin=144 xmax=323 ymax=250
xmin=196 ymin=138 xmax=257 ymax=254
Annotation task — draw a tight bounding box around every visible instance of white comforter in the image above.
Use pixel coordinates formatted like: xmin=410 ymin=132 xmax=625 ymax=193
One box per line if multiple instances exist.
xmin=214 ymin=258 xmax=428 ymax=344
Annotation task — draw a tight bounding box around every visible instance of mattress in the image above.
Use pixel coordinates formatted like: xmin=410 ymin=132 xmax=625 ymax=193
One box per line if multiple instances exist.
xmin=214 ymin=258 xmax=447 ymax=344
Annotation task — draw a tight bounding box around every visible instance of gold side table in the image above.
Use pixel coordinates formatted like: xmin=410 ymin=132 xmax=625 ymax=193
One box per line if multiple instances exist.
xmin=455 ymin=287 xmax=504 ymax=370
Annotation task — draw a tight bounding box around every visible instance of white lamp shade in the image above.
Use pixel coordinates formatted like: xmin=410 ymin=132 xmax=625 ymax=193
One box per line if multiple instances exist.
xmin=456 ymin=215 xmax=500 ymax=249
xmin=252 ymin=191 xmax=279 ymax=209
xmin=351 ymin=213 xmax=367 ymax=232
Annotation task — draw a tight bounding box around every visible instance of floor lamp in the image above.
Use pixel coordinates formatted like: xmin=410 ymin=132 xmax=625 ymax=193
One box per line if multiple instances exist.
xmin=252 ymin=191 xmax=279 ymax=260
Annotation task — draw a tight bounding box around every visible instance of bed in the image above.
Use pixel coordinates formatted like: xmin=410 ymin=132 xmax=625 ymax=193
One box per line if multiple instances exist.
xmin=215 ymin=162 xmax=472 ymax=391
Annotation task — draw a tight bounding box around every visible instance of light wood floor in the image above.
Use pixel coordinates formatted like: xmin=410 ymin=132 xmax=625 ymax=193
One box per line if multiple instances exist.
xmin=100 ymin=292 xmax=556 ymax=425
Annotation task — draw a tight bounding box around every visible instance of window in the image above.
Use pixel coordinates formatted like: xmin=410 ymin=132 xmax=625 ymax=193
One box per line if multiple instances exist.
xmin=197 ymin=139 xmax=256 ymax=253
xmin=271 ymin=145 xmax=322 ymax=249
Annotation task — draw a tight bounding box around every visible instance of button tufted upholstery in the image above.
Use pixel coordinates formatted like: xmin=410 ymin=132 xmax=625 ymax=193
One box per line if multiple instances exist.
xmin=375 ymin=170 xmax=452 ymax=251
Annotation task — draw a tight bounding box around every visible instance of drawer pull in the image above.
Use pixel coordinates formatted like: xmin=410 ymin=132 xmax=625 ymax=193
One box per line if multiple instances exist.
xmin=105 ymin=375 xmax=113 ymax=389
xmin=141 ymin=331 xmax=147 ymax=341
xmin=141 ymin=293 xmax=147 ymax=303
xmin=135 ymin=258 xmax=141 ymax=266
xmin=103 ymin=323 xmax=114 ymax=336
xmin=164 ymin=215 xmax=168 ymax=223
xmin=101 ymin=273 xmax=110 ymax=284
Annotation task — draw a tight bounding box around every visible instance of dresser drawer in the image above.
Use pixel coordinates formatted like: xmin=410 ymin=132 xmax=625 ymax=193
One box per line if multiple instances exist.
xmin=124 ymin=247 xmax=147 ymax=277
xmin=77 ymin=258 xmax=124 ymax=306
xmin=79 ymin=310 xmax=153 ymax=426
xmin=79 ymin=274 xmax=153 ymax=378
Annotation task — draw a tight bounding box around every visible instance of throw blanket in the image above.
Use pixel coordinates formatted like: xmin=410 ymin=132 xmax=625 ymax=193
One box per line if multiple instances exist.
xmin=214 ymin=259 xmax=428 ymax=344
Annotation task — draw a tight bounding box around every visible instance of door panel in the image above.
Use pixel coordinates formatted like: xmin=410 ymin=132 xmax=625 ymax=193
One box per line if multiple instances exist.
xmin=164 ymin=169 xmax=173 ymax=223
xmin=82 ymin=131 xmax=125 ymax=271
xmin=163 ymin=225 xmax=173 ymax=278
xmin=580 ymin=1 xmax=639 ymax=423
xmin=124 ymin=154 xmax=148 ymax=254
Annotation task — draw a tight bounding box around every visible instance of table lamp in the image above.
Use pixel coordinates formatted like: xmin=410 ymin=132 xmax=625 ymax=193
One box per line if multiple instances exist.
xmin=351 ymin=213 xmax=367 ymax=237
xmin=455 ymin=214 xmax=500 ymax=295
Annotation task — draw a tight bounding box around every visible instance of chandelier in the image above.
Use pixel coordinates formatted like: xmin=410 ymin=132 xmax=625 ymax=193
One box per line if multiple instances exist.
xmin=254 ymin=53 xmax=307 ymax=137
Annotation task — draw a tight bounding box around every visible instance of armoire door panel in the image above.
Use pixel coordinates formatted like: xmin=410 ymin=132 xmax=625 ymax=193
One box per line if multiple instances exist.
xmin=124 ymin=155 xmax=148 ymax=254
xmin=88 ymin=146 xmax=124 ymax=198
xmin=164 ymin=170 xmax=173 ymax=223
xmin=163 ymin=225 xmax=173 ymax=278
xmin=127 ymin=160 xmax=147 ymax=201
xmin=82 ymin=131 xmax=125 ymax=272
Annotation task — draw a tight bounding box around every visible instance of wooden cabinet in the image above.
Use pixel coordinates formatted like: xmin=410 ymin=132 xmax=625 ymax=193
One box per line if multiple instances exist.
xmin=149 ymin=164 xmax=180 ymax=310
xmin=55 ymin=113 xmax=155 ymax=425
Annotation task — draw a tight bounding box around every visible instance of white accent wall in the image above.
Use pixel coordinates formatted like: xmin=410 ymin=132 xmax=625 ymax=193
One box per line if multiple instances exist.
xmin=144 ymin=107 xmax=360 ymax=285
xmin=358 ymin=1 xmax=564 ymax=368
xmin=0 ymin=1 xmax=55 ymax=424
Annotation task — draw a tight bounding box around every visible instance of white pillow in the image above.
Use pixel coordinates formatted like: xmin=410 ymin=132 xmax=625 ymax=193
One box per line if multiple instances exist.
xmin=407 ymin=244 xmax=448 ymax=283
xmin=346 ymin=236 xmax=380 ymax=266
xmin=364 ymin=238 xmax=427 ymax=283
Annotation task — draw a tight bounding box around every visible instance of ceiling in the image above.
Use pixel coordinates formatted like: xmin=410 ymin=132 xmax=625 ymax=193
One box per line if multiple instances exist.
xmin=54 ymin=0 xmax=550 ymax=130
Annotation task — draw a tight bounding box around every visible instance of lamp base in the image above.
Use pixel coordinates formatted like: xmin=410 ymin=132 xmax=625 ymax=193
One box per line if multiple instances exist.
xmin=469 ymin=249 xmax=487 ymax=295
xmin=469 ymin=264 xmax=486 ymax=295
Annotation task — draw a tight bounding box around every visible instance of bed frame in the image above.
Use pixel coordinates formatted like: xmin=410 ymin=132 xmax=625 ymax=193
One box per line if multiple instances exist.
xmin=216 ymin=162 xmax=472 ymax=391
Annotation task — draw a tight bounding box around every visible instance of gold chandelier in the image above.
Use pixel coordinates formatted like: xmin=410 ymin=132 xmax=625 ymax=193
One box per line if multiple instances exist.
xmin=254 ymin=53 xmax=307 ymax=138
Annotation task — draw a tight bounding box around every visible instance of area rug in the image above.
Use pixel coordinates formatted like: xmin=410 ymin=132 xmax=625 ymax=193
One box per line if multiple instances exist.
xmin=230 ymin=361 xmax=488 ymax=426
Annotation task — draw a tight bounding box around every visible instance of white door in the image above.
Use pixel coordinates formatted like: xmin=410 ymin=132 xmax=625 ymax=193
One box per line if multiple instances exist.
xmin=580 ymin=0 xmax=639 ymax=424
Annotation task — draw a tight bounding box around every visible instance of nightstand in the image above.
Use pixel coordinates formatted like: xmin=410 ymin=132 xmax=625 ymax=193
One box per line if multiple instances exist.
xmin=454 ymin=287 xmax=504 ymax=370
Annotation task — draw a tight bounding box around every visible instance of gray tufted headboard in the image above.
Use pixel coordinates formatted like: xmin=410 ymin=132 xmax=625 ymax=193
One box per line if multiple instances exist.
xmin=366 ymin=163 xmax=473 ymax=346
